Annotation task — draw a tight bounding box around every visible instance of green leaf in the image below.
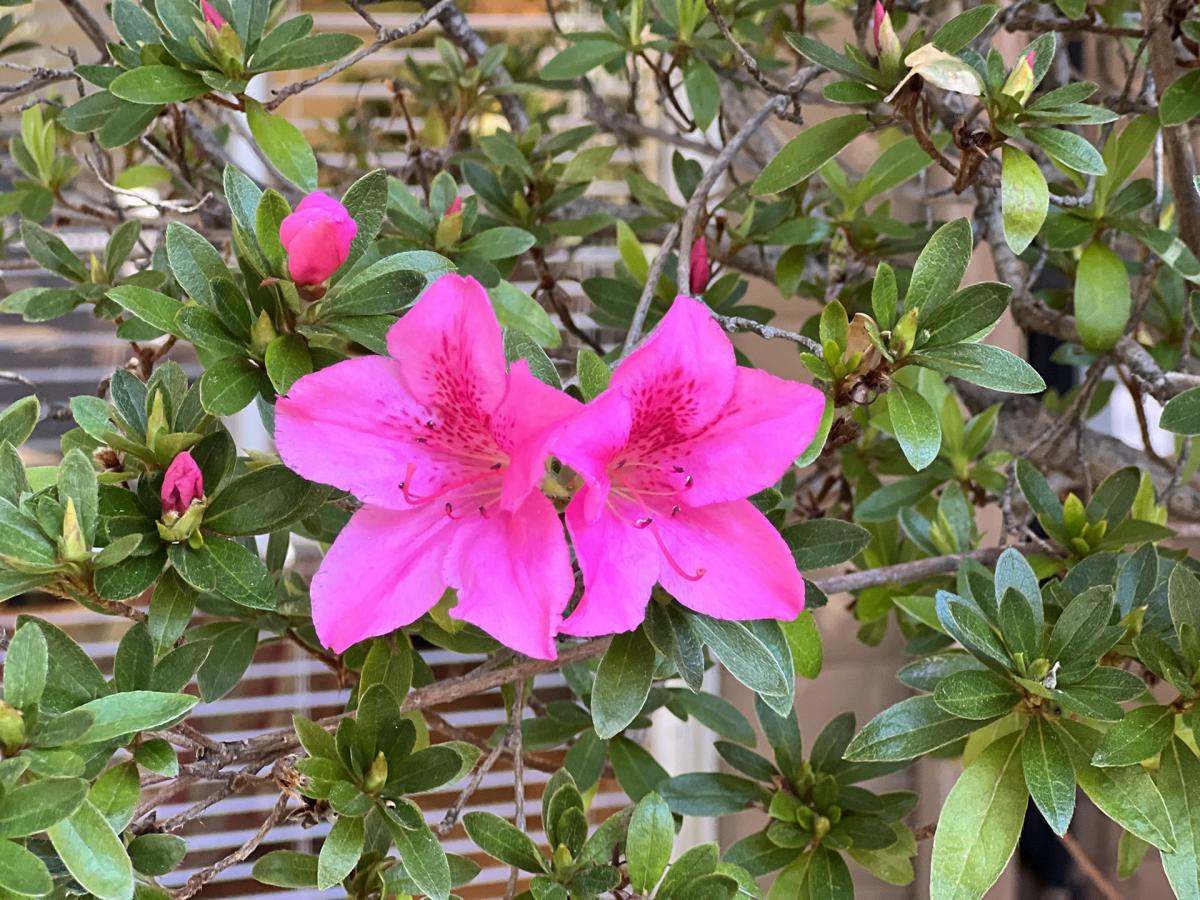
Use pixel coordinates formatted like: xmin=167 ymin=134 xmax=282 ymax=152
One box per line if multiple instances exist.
xmin=489 ymin=281 xmax=560 ymax=348
xmin=245 ymin=98 xmax=317 ymax=192
xmin=683 ymin=57 xmax=720 ymax=130
xmin=1027 ymin=127 xmax=1107 ymax=176
xmin=1091 ymin=705 xmax=1174 ymax=767
xmin=196 ymin=624 xmax=256 ymax=701
xmin=1161 ymin=69 xmax=1200 ymax=127
xmin=609 ymin=736 xmax=668 ymax=801
xmin=264 ymin=334 xmax=313 ymax=394
xmin=904 ymin=218 xmax=972 ymax=312
xmin=932 ymin=5 xmax=999 ymax=53
xmin=0 ymin=777 xmax=88 ymax=837
xmin=165 ymin=221 xmax=227 ymax=308
xmin=541 ymin=40 xmax=624 ymax=80
xmin=752 ymin=115 xmax=871 ymax=195
xmin=1058 ymin=720 xmax=1176 ymax=851
xmin=577 ymin=347 xmax=612 ymax=400
xmin=46 ymin=800 xmax=133 ymax=900
xmin=169 ymin=536 xmax=275 ymax=609
xmin=75 ymin=690 xmax=197 ymax=743
xmin=690 ymin=616 xmax=793 ymax=714
xmin=659 ymin=772 xmax=763 ymax=816
xmin=88 ymin=761 xmax=139 ymax=832
xmin=199 ymin=358 xmax=263 ymax=416
xmin=318 ymin=814 xmax=364 ymax=890
xmin=805 ymin=846 xmax=854 ymax=899
xmin=109 ymin=65 xmax=208 ymax=103
xmin=19 ymin=220 xmax=86 ymax=281
xmin=1158 ymin=737 xmax=1200 ymax=898
xmin=4 ymin=622 xmax=47 ymax=709
xmin=930 ymin=732 xmax=1026 ymax=900
xmin=918 ymin=282 xmax=1011 ymax=348
xmin=627 ymin=791 xmax=673 ymax=893
xmin=0 ymin=396 xmax=39 ymax=448
xmin=462 ymin=811 xmax=547 ymax=872
xmin=933 ymin=670 xmax=1021 ymax=720
xmin=886 ymin=381 xmax=941 ymax=471
xmin=382 ymin=800 xmax=451 ymax=900
xmin=1161 ymin=386 xmax=1200 ymax=435
xmin=0 ymin=839 xmax=53 ymax=896
xmin=781 ymin=611 xmax=822 ymax=679
xmin=672 ymin=690 xmax=756 ymax=746
xmin=844 ymin=695 xmax=991 ymax=762
xmin=128 ymin=832 xmax=187 ymax=876
xmin=1022 ymin=716 xmax=1075 ymax=836
xmin=591 ymin=628 xmax=655 ymax=739
xmin=253 ymin=851 xmax=319 ymax=888
xmin=908 ymin=343 xmax=1046 ymax=393
xmin=1001 ymin=146 xmax=1049 ymax=254
xmin=503 ymin=329 xmax=560 ymax=389
xmin=107 ymin=285 xmax=183 ymax=335
xmin=1075 ymin=241 xmax=1131 ymax=351
xmin=204 ymin=465 xmax=325 ymax=535
xmin=461 ymin=227 xmax=536 ymax=261
xmin=148 ymin=568 xmax=196 ymax=657
xmin=135 ymin=738 xmax=179 ymax=776
xmin=783 ymin=518 xmax=871 ymax=569
xmin=0 ymin=497 xmax=58 ymax=567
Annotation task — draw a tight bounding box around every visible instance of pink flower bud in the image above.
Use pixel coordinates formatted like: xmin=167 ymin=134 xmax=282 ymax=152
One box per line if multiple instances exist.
xmin=689 ymin=237 xmax=711 ymax=296
xmin=873 ymin=0 xmax=886 ymax=52
xmin=279 ymin=192 xmax=358 ymax=286
xmin=201 ymin=0 xmax=226 ymax=29
xmin=162 ymin=451 xmax=203 ymax=516
xmin=446 ymin=196 xmax=462 ymax=216
xmin=1025 ymin=50 xmax=1036 ymax=68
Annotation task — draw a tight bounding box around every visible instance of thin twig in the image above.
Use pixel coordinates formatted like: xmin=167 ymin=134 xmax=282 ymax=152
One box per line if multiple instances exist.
xmin=505 ymin=677 xmax=528 ymax=900
xmin=265 ymin=0 xmax=454 ymax=110
xmin=1060 ymin=832 xmax=1123 ymax=900
xmin=173 ymin=792 xmax=289 ymax=899
xmin=676 ymin=95 xmax=788 ymax=296
xmin=717 ymin=314 xmax=821 ymax=353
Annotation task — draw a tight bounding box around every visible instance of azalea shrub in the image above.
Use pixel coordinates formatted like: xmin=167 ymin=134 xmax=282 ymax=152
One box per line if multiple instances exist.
xmin=3 ymin=0 xmax=1200 ymax=897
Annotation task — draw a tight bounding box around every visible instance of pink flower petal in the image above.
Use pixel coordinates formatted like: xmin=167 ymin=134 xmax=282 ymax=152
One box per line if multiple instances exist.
xmin=295 ymin=191 xmax=347 ymax=217
xmin=609 ymin=295 xmax=736 ymax=436
xmin=558 ymin=491 xmax=660 ymax=637
xmin=494 ymin=359 xmax=581 ymax=511
xmin=275 ymin=356 xmax=477 ymax=509
xmin=285 ymin=217 xmax=349 ymax=284
xmin=386 ymin=274 xmax=508 ymax=422
xmin=549 ymin=389 xmax=633 ymax=522
xmin=655 ymin=499 xmax=805 ymax=621
xmin=669 ymin=367 xmax=826 ymax=507
xmin=444 ymin=492 xmax=575 ymax=659
xmin=311 ymin=504 xmax=456 ymax=653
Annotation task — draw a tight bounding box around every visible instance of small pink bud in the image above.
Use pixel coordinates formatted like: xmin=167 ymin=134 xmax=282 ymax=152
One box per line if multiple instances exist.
xmin=873 ymin=0 xmax=886 ymax=51
xmin=279 ymin=192 xmax=358 ymax=286
xmin=446 ymin=196 xmax=462 ymax=216
xmin=1025 ymin=50 xmax=1036 ymax=68
xmin=200 ymin=0 xmax=226 ymax=29
xmin=162 ymin=452 xmax=203 ymax=516
xmin=689 ymin=237 xmax=711 ymax=296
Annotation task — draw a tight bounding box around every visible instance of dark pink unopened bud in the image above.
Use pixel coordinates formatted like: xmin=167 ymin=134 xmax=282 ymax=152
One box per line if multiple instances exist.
xmin=201 ymin=0 xmax=226 ymax=29
xmin=446 ymin=196 xmax=462 ymax=216
xmin=279 ymin=192 xmax=358 ymax=286
xmin=873 ymin=0 xmax=885 ymax=51
xmin=689 ymin=237 xmax=711 ymax=296
xmin=162 ymin=451 xmax=203 ymax=516
xmin=1025 ymin=50 xmax=1036 ymax=68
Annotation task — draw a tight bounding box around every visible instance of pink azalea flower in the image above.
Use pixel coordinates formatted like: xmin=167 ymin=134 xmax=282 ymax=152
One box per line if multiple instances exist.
xmin=200 ymin=0 xmax=226 ymax=29
xmin=688 ymin=236 xmax=711 ymax=296
xmin=279 ymin=192 xmax=358 ymax=286
xmin=275 ymin=274 xmax=578 ymax=659
xmin=162 ymin=451 xmax=204 ymax=515
xmin=551 ymin=296 xmax=826 ymax=636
